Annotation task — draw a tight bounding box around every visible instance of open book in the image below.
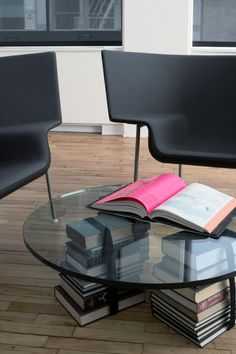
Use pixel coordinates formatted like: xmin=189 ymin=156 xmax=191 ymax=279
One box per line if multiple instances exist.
xmin=90 ymin=174 xmax=236 ymax=237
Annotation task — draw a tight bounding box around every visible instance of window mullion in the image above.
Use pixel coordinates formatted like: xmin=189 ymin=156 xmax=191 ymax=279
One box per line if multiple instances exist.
xmin=45 ymin=0 xmax=50 ymax=32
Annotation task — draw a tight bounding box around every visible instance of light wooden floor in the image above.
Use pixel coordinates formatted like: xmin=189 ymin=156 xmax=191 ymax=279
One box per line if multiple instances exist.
xmin=0 ymin=131 xmax=236 ymax=354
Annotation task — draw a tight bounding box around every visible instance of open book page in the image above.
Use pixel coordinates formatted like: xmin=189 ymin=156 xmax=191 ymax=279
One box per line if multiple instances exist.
xmin=96 ymin=174 xmax=185 ymax=214
xmin=153 ymin=183 xmax=236 ymax=232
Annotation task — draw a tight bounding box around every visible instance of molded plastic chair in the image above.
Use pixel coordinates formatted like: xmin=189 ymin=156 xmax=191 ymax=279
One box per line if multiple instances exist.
xmin=0 ymin=52 xmax=62 ymax=221
xmin=102 ymin=50 xmax=236 ymax=179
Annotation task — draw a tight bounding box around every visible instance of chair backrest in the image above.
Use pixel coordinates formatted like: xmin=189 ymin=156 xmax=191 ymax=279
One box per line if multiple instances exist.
xmin=102 ymin=50 xmax=236 ymax=134
xmin=0 ymin=52 xmax=62 ymax=128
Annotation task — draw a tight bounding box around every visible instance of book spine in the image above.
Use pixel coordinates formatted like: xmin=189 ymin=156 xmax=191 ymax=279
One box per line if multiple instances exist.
xmin=83 ymin=289 xmax=109 ymax=311
xmin=159 ymin=286 xmax=231 ymax=314
xmin=67 ymin=223 xmax=149 ymax=251
xmin=66 ymin=226 xmax=86 ymax=248
xmin=60 ymin=275 xmax=110 ymax=311
xmin=67 ymin=237 xmax=149 ymax=268
xmin=66 ymin=247 xmax=103 ymax=268
xmin=69 ymin=236 xmax=135 ymax=256
xmin=67 ymin=229 xmax=137 ymax=251
xmin=196 ymin=287 xmax=230 ymax=313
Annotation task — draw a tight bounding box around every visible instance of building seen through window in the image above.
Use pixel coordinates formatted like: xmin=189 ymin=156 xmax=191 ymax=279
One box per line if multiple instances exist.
xmin=193 ymin=0 xmax=236 ymax=47
xmin=0 ymin=0 xmax=122 ymax=46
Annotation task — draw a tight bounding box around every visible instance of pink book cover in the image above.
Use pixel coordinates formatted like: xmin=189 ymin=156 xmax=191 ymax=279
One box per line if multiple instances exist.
xmin=96 ymin=174 xmax=186 ymax=214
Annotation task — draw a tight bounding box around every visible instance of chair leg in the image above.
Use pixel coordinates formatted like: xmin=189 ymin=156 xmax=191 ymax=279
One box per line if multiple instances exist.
xmin=134 ymin=125 xmax=141 ymax=181
xmin=45 ymin=171 xmax=58 ymax=223
xmin=178 ymin=164 xmax=182 ymax=178
xmin=134 ymin=125 xmax=183 ymax=180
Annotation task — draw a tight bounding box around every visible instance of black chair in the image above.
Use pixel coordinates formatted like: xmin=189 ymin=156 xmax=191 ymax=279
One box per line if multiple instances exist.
xmin=0 ymin=52 xmax=62 ymax=221
xmin=102 ymin=50 xmax=236 ymax=179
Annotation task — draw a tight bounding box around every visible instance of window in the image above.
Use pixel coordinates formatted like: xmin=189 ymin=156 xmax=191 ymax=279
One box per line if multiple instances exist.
xmin=193 ymin=0 xmax=236 ymax=47
xmin=0 ymin=0 xmax=122 ymax=46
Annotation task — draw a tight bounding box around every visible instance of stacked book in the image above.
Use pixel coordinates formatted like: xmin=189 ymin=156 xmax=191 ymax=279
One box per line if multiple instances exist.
xmin=55 ymin=276 xmax=145 ymax=326
xmin=55 ymin=214 xmax=150 ymax=326
xmin=150 ymin=232 xmax=236 ymax=347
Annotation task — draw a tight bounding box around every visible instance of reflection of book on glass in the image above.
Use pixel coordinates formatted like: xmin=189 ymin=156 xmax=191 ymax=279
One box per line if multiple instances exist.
xmin=66 ymin=236 xmax=149 ymax=269
xmin=90 ymin=174 xmax=236 ymax=236
xmin=160 ymin=255 xmax=236 ymax=282
xmin=66 ymin=214 xmax=149 ymax=250
xmin=162 ymin=231 xmax=236 ymax=270
xmin=66 ymin=214 xmax=134 ymax=249
xmin=152 ymin=259 xmax=232 ymax=283
xmin=65 ymin=252 xmax=142 ymax=277
xmin=66 ymin=237 xmax=135 ymax=268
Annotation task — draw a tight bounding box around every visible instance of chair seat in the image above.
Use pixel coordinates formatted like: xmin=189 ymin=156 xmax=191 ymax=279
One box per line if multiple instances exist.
xmin=112 ymin=113 xmax=236 ymax=167
xmin=148 ymin=124 xmax=236 ymax=167
xmin=0 ymin=158 xmax=48 ymax=199
xmin=102 ymin=50 xmax=236 ymax=172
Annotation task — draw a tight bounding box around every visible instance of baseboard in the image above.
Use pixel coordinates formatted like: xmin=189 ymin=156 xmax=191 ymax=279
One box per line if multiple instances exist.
xmin=53 ymin=123 xmax=123 ymax=135
xmin=52 ymin=123 xmax=148 ymax=137
xmin=52 ymin=124 xmax=102 ymax=134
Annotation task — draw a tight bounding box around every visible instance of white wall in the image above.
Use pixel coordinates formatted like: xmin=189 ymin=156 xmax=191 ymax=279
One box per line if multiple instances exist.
xmin=123 ymin=0 xmax=191 ymax=54
xmin=0 ymin=0 xmax=192 ymax=136
xmin=123 ymin=0 xmax=191 ymax=136
xmin=56 ymin=50 xmax=109 ymax=126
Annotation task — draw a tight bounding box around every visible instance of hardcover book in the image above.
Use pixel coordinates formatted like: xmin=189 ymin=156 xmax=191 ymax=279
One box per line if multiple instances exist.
xmin=66 ymin=235 xmax=149 ymax=268
xmin=151 ymin=290 xmax=233 ymax=347
xmin=55 ymin=285 xmax=145 ymax=326
xmin=170 ymin=279 xmax=231 ymax=303
xmin=151 ymin=291 xmax=230 ymax=322
xmin=66 ymin=214 xmax=149 ymax=249
xmin=90 ymin=173 xmax=236 ymax=237
xmin=161 ymin=231 xmax=236 ymax=270
xmin=60 ymin=274 xmax=108 ymax=311
xmin=152 ymin=297 xmax=231 ymax=329
xmin=159 ymin=287 xmax=230 ymax=314
xmin=153 ymin=258 xmax=233 ymax=283
xmin=151 ymin=300 xmax=230 ymax=348
xmin=65 ymin=251 xmax=142 ymax=277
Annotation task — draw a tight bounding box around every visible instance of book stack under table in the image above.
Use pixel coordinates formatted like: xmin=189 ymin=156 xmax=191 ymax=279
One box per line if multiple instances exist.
xmin=55 ymin=276 xmax=145 ymax=326
xmin=54 ymin=214 xmax=149 ymax=326
xmin=150 ymin=281 xmax=233 ymax=347
xmin=150 ymin=232 xmax=236 ymax=347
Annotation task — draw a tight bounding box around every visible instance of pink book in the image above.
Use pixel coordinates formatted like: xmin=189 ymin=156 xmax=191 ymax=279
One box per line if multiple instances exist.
xmin=96 ymin=174 xmax=185 ymax=214
xmin=90 ymin=174 xmax=236 ymax=237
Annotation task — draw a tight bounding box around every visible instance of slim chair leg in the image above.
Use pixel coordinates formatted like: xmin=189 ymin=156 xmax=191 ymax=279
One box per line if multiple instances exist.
xmin=178 ymin=164 xmax=182 ymax=178
xmin=134 ymin=125 xmax=182 ymax=180
xmin=134 ymin=125 xmax=141 ymax=181
xmin=45 ymin=171 xmax=58 ymax=223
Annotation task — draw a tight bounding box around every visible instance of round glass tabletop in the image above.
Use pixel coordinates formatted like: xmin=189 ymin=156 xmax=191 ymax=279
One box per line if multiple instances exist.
xmin=23 ymin=185 xmax=236 ymax=289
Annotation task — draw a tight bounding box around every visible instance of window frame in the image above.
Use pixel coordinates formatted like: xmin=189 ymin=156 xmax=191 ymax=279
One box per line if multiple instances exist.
xmin=191 ymin=0 xmax=236 ymax=49
xmin=0 ymin=0 xmax=122 ymax=47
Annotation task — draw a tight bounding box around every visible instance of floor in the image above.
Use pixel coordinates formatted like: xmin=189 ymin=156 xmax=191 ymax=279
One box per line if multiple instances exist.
xmin=0 ymin=131 xmax=235 ymax=354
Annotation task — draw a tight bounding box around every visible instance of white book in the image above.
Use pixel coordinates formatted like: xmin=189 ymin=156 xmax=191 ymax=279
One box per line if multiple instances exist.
xmin=90 ymin=174 xmax=236 ymax=236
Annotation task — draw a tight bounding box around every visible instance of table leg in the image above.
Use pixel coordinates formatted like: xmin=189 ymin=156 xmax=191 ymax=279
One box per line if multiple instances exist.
xmin=227 ymin=276 xmax=235 ymax=330
xmin=108 ymin=287 xmax=119 ymax=314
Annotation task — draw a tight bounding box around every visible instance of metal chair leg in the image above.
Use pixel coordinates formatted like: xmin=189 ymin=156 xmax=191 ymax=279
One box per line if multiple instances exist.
xmin=134 ymin=125 xmax=141 ymax=181
xmin=45 ymin=171 xmax=58 ymax=223
xmin=134 ymin=125 xmax=182 ymax=180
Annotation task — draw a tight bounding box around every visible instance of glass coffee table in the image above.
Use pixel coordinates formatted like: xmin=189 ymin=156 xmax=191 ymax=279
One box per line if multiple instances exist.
xmin=23 ymin=185 xmax=236 ymax=337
